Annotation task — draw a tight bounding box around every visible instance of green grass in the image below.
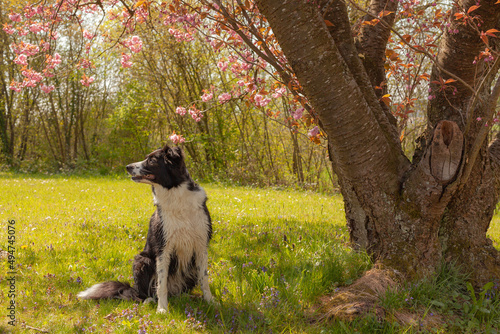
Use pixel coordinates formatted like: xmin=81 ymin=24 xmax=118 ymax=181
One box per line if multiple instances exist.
xmin=0 ymin=173 xmax=499 ymax=333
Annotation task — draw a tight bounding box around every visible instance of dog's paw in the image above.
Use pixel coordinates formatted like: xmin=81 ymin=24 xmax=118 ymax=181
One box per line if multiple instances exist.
xmin=143 ymin=297 xmax=156 ymax=305
xmin=203 ymin=291 xmax=214 ymax=302
xmin=157 ymin=306 xmax=168 ymax=314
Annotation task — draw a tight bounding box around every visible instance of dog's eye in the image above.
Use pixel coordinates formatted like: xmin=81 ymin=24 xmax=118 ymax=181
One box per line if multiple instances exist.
xmin=148 ymin=156 xmax=157 ymax=163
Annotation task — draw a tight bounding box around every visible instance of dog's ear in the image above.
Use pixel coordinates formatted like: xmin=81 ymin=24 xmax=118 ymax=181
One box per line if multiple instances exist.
xmin=162 ymin=143 xmax=171 ymax=152
xmin=163 ymin=145 xmax=184 ymax=165
xmin=173 ymin=146 xmax=183 ymax=157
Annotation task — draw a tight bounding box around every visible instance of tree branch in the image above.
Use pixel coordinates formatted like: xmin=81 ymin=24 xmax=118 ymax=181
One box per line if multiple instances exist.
xmin=254 ymin=0 xmax=406 ymax=195
xmin=320 ymin=0 xmax=403 ymax=155
xmin=356 ymin=0 xmax=399 ymax=95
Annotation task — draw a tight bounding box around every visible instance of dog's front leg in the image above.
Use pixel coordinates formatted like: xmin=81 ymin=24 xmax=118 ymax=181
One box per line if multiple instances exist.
xmin=197 ymin=249 xmax=213 ymax=302
xmin=156 ymin=250 xmax=170 ymax=314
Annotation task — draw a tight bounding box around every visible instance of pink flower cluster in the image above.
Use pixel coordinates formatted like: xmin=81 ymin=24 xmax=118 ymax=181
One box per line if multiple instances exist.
xmin=175 ymin=106 xmax=203 ymax=122
xmin=29 ymin=23 xmax=45 ymax=33
xmin=201 ymin=92 xmax=213 ymax=102
xmin=124 ymin=36 xmax=143 ymax=53
xmin=272 ymin=87 xmax=287 ymax=99
xmin=121 ymin=53 xmax=132 ymax=68
xmin=80 ymin=74 xmax=94 ymax=87
xmin=3 ymin=24 xmax=15 ymax=35
xmin=46 ymin=53 xmax=61 ymax=69
xmin=14 ymin=54 xmax=28 ymax=66
xmin=78 ymin=58 xmax=93 ymax=69
xmin=11 ymin=42 xmax=39 ymax=56
xmin=169 ymin=133 xmax=185 ymax=144
xmin=21 ymin=68 xmax=43 ymax=87
xmin=217 ymin=60 xmax=228 ymax=71
xmin=9 ymin=81 xmax=23 ymax=92
xmin=218 ymin=93 xmax=231 ymax=104
xmin=83 ymin=30 xmax=94 ymax=40
xmin=41 ymin=84 xmax=55 ymax=94
xmin=168 ymin=28 xmax=194 ymax=42
xmin=308 ymin=126 xmax=320 ymax=138
xmin=292 ymin=108 xmax=304 ymax=120
xmin=254 ymin=94 xmax=271 ymax=108
xmin=188 ymin=107 xmax=203 ymax=122
xmin=175 ymin=107 xmax=187 ymax=116
xmin=8 ymin=13 xmax=22 ymax=22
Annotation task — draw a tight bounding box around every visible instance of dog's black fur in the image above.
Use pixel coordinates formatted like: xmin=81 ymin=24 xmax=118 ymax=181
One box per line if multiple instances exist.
xmin=78 ymin=145 xmax=213 ymax=308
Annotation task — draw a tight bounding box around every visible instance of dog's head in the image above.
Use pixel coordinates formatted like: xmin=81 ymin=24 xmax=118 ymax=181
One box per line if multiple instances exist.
xmin=126 ymin=144 xmax=189 ymax=189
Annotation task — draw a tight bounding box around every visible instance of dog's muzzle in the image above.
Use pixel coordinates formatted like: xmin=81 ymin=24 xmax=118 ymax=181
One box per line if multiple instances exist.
xmin=126 ymin=162 xmax=155 ymax=182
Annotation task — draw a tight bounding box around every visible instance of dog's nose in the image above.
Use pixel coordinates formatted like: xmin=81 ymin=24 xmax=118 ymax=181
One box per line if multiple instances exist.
xmin=126 ymin=164 xmax=134 ymax=173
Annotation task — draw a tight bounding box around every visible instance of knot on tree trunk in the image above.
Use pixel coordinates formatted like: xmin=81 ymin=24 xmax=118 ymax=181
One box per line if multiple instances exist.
xmin=430 ymin=120 xmax=463 ymax=184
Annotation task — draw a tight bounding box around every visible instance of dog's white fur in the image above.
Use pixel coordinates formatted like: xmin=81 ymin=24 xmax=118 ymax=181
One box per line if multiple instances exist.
xmin=152 ymin=183 xmax=213 ymax=313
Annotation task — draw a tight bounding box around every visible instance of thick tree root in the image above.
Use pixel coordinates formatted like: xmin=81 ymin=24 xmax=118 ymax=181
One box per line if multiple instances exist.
xmin=315 ymin=266 xmax=400 ymax=322
xmin=313 ymin=265 xmax=457 ymax=329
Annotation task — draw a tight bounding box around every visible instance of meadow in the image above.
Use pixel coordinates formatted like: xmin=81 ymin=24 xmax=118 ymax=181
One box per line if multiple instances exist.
xmin=1 ymin=173 xmax=499 ymax=333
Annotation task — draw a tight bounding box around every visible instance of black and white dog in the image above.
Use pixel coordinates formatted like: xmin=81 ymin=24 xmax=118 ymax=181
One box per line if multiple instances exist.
xmin=78 ymin=144 xmax=213 ymax=313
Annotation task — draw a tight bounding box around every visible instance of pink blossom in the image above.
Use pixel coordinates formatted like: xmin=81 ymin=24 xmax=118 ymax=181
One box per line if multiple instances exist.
xmin=272 ymin=87 xmax=287 ymax=99
xmin=240 ymin=61 xmax=252 ymax=71
xmin=237 ymin=80 xmax=245 ymax=87
xmin=254 ymin=94 xmax=271 ymax=107
xmin=121 ymin=53 xmax=132 ymax=68
xmin=201 ymin=92 xmax=213 ymax=102
xmin=210 ymin=39 xmax=222 ymax=50
xmin=9 ymin=81 xmax=22 ymax=92
xmin=14 ymin=54 xmax=28 ymax=66
xmin=41 ymin=42 xmax=50 ymax=52
xmin=125 ymin=36 xmax=142 ymax=53
xmin=477 ymin=117 xmax=482 ymax=121
xmin=77 ymin=59 xmax=93 ymax=69
xmin=80 ymin=75 xmax=94 ymax=87
xmin=218 ymin=93 xmax=231 ymax=104
xmin=292 ymin=107 xmax=304 ymax=120
xmin=3 ymin=24 xmax=16 ymax=35
xmin=9 ymin=13 xmax=22 ymax=22
xmin=46 ymin=53 xmax=61 ymax=68
xmin=43 ymin=69 xmax=55 ymax=78
xmin=41 ymin=84 xmax=55 ymax=94
xmin=29 ymin=23 xmax=44 ymax=33
xmin=168 ymin=28 xmax=193 ymax=42
xmin=11 ymin=42 xmax=39 ymax=56
xmin=308 ymin=126 xmax=320 ymax=138
xmin=217 ymin=60 xmax=228 ymax=71
xmin=83 ymin=30 xmax=94 ymax=40
xmin=21 ymin=69 xmax=43 ymax=84
xmin=169 ymin=133 xmax=185 ymax=144
xmin=189 ymin=107 xmax=203 ymax=122
xmin=230 ymin=63 xmax=241 ymax=74
xmin=24 ymin=6 xmax=36 ymax=19
xmin=175 ymin=107 xmax=187 ymax=116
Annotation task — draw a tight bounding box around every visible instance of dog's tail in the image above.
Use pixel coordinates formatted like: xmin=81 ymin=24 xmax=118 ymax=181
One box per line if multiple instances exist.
xmin=77 ymin=281 xmax=142 ymax=302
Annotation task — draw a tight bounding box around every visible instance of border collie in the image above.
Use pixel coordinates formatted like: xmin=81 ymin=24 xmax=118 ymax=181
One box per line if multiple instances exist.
xmin=78 ymin=144 xmax=213 ymax=313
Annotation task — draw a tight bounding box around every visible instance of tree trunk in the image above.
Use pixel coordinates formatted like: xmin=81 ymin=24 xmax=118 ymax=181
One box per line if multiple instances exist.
xmin=255 ymin=0 xmax=500 ymax=285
